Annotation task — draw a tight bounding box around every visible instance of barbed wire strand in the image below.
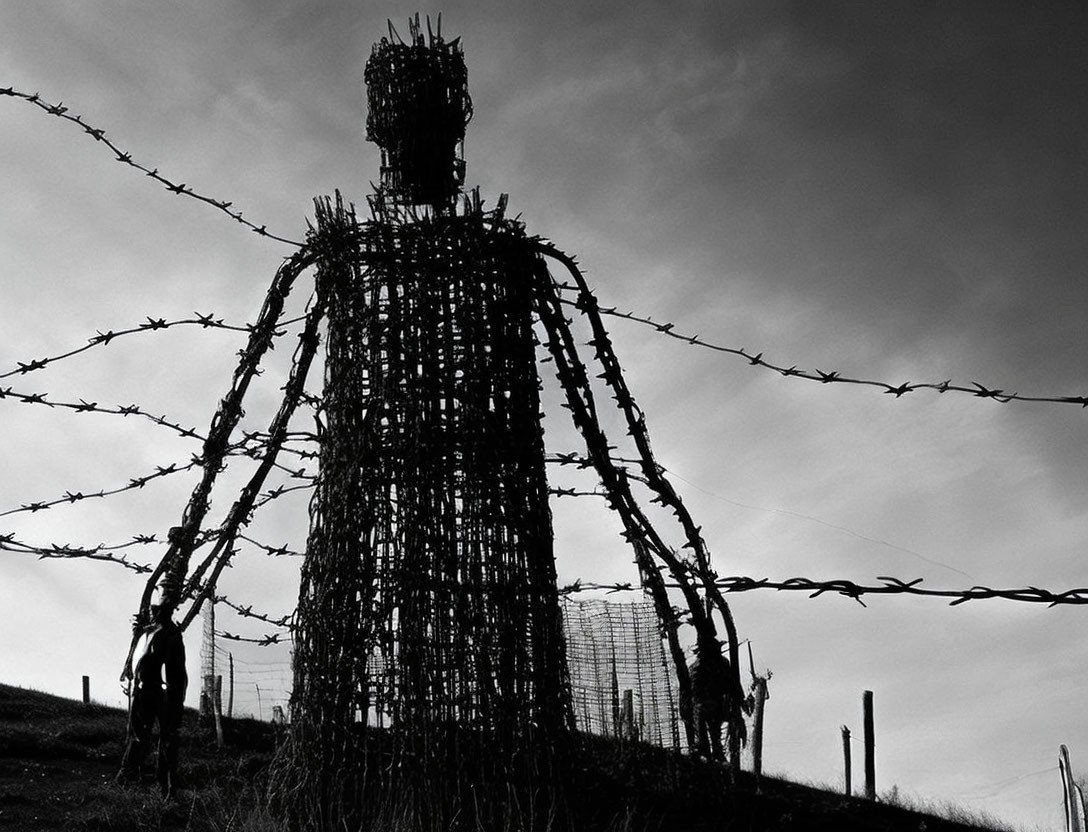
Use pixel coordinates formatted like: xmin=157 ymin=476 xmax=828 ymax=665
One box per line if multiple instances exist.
xmin=190 ymin=567 xmax=1088 ymax=651
xmin=555 ymin=290 xmax=1088 ymax=409
xmin=559 ymin=576 xmax=1088 ymax=608
xmin=0 ymin=532 xmax=152 ymax=574
xmin=0 ymin=442 xmax=267 ymax=520
xmin=0 ymin=384 xmax=209 ymax=441
xmin=1 ymin=87 xmax=303 ymax=247
xmin=237 ymin=534 xmax=305 ymax=559
xmin=0 ymin=462 xmax=311 ymax=578
xmin=128 ymin=565 xmax=1088 ymax=651
xmin=0 ymin=312 xmax=308 ymax=381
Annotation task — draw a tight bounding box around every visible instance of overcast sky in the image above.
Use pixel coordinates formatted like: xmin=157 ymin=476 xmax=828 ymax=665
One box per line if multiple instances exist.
xmin=3 ymin=2 xmax=1087 ymax=828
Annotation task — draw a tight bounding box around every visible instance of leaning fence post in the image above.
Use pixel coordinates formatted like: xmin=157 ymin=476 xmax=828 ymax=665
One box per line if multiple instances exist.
xmin=863 ymin=690 xmax=875 ymax=799
xmin=747 ymin=642 xmax=769 ymax=784
xmin=200 ymin=595 xmax=216 ymax=723
xmin=610 ymin=657 xmax=621 ymax=738
xmin=1060 ymin=745 xmax=1086 ymax=832
xmin=842 ymin=725 xmax=852 ymax=797
xmin=214 ymin=675 xmax=224 ymax=748
xmin=751 ymin=676 xmax=767 ymax=780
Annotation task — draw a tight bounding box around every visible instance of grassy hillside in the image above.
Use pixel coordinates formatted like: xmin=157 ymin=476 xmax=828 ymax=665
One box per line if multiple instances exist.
xmin=0 ymin=682 xmax=277 ymax=831
xmin=0 ymin=682 xmax=1021 ymax=831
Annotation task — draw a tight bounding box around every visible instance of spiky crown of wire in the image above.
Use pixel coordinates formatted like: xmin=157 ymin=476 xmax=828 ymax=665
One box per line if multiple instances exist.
xmin=364 ymin=15 xmax=473 ymax=208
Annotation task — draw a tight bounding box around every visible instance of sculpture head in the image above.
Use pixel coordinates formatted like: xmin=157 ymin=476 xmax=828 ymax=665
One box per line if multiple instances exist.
xmin=364 ymin=16 xmax=473 ymax=210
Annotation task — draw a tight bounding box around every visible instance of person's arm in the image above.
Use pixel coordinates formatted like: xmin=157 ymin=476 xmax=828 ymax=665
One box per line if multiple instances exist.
xmin=165 ymin=632 xmax=188 ymax=703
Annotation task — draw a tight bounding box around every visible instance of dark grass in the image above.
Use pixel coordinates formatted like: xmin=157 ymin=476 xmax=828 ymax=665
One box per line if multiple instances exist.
xmin=0 ymin=682 xmax=279 ymax=831
xmin=0 ymin=682 xmax=1019 ymax=831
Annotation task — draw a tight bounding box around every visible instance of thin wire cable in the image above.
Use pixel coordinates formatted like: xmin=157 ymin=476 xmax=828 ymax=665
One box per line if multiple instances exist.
xmin=659 ymin=464 xmax=974 ymax=581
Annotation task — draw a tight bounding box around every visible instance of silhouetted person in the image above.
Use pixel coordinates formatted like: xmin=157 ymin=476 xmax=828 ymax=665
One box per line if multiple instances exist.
xmin=117 ymin=578 xmax=188 ymax=797
xmin=689 ymin=633 xmax=743 ymax=760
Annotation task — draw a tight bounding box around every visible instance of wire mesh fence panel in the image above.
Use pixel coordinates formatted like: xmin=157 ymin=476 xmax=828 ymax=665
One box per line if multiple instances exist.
xmin=213 ymin=643 xmax=292 ymax=721
xmin=210 ymin=595 xmax=686 ymax=756
xmin=561 ymin=596 xmax=684 ymax=752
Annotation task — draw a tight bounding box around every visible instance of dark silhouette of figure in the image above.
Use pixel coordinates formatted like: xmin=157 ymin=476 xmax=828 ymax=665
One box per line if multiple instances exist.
xmin=118 ymin=576 xmax=188 ymax=797
xmin=689 ymin=633 xmax=744 ymax=760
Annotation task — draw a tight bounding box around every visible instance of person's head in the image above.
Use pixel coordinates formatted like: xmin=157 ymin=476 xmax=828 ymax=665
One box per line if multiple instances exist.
xmin=695 ymin=632 xmax=722 ymax=658
xmin=149 ymin=583 xmax=171 ymax=623
xmin=150 ymin=570 xmax=182 ymax=624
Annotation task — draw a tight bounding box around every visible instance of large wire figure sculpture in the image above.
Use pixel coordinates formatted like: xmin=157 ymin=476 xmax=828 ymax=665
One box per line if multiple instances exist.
xmin=110 ymin=15 xmax=746 ymax=827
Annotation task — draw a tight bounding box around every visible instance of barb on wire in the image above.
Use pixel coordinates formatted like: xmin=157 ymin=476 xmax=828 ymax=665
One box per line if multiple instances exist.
xmin=106 ymin=533 xmax=200 ymax=552
xmin=241 ymin=430 xmax=321 ymax=462
xmin=560 ymin=575 xmax=1088 ymax=607
xmin=549 ymin=487 xmax=606 ymax=499
xmin=237 ymin=534 xmax=304 ymax=558
xmin=1 ymin=313 xmax=306 ymax=381
xmin=197 ymin=584 xmax=292 ymax=630
xmin=250 ymin=481 xmax=317 ymax=512
xmin=546 ymin=451 xmax=644 ymax=470
xmin=557 ymin=292 xmax=1088 ymax=409
xmin=546 ymin=453 xmax=656 ymax=493
xmin=217 ymin=630 xmax=286 ymax=646
xmin=1 ymin=87 xmax=304 ymax=247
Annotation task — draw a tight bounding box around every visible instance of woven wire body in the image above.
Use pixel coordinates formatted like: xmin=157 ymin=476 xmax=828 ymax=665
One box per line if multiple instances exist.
xmin=289 ymin=196 xmax=573 ymax=824
xmin=285 ymin=27 xmax=575 ymax=827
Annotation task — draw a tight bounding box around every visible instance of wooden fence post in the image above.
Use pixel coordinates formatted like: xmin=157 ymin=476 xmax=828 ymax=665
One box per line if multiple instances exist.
xmin=200 ymin=597 xmax=215 ymax=723
xmin=1060 ymin=745 xmax=1086 ymax=832
xmin=620 ymin=688 xmax=635 ymax=740
xmin=228 ymin=653 xmax=234 ymax=719
xmin=863 ymin=690 xmax=875 ymax=799
xmin=82 ymin=675 xmax=90 ymax=705
xmin=747 ymin=643 xmax=770 ymax=784
xmin=751 ymin=677 xmax=767 ymax=780
xmin=842 ymin=725 xmax=852 ymax=797
xmin=214 ymin=675 xmax=224 ymax=748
